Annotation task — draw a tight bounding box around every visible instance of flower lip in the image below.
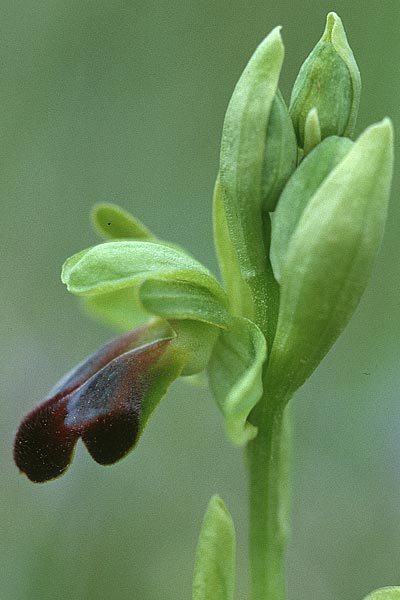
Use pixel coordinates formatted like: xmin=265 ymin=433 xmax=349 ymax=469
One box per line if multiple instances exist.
xmin=14 ymin=331 xmax=172 ymax=483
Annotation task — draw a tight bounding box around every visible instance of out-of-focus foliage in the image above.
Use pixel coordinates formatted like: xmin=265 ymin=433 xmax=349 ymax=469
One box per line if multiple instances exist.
xmin=2 ymin=2 xmax=399 ymax=599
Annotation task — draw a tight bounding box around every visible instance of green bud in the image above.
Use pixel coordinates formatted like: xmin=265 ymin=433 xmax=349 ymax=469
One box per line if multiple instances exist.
xmin=302 ymin=106 xmax=321 ymax=155
xmin=266 ymin=119 xmax=393 ymax=405
xmin=290 ymin=12 xmax=361 ymax=148
xmin=271 ymin=135 xmax=353 ymax=281
xmin=219 ymin=27 xmax=297 ymax=283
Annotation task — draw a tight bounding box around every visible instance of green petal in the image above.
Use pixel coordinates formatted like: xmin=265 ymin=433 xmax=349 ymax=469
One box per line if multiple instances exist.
xmin=91 ymin=202 xmax=153 ymax=240
xmin=140 ymin=278 xmax=230 ymax=329
xmin=271 ymin=135 xmax=353 ymax=281
xmin=362 ymin=588 xmax=400 ymax=600
xmin=192 ymin=495 xmax=235 ymax=600
xmin=208 ymin=317 xmax=267 ymax=445
xmin=267 ymin=119 xmax=393 ymax=404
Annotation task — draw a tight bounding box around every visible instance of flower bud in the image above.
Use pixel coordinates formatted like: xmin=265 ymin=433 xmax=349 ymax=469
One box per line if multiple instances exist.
xmin=266 ymin=119 xmax=393 ymax=405
xmin=289 ymin=12 xmax=361 ymax=148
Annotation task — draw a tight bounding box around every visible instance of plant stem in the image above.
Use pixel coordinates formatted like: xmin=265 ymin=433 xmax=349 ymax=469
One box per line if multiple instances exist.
xmin=247 ymin=397 xmax=291 ymax=600
xmin=242 ymin=212 xmax=291 ymax=600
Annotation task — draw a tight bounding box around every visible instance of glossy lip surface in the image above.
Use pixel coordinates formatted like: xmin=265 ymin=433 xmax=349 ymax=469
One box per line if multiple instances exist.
xmin=14 ymin=330 xmax=170 ymax=483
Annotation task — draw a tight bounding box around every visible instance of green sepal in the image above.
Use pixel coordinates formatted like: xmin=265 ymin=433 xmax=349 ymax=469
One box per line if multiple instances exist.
xmin=219 ymin=27 xmax=296 ymax=286
xmin=267 ymin=119 xmax=393 ymax=404
xmin=62 ymin=241 xmax=230 ymax=375
xmin=62 ymin=241 xmax=224 ymax=300
xmin=326 ymin=12 xmax=361 ymax=137
xmin=362 ymin=588 xmax=400 ymax=600
xmin=290 ymin=12 xmax=361 ymax=148
xmin=192 ymin=495 xmax=236 ymax=600
xmin=271 ymin=135 xmax=353 ymax=281
xmin=83 ymin=288 xmax=150 ymax=332
xmin=92 ymin=202 xmax=153 ymax=240
xmin=208 ymin=316 xmax=267 ymax=446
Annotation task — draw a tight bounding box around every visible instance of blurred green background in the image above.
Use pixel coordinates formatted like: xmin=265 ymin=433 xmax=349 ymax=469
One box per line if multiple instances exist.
xmin=1 ymin=1 xmax=399 ymax=599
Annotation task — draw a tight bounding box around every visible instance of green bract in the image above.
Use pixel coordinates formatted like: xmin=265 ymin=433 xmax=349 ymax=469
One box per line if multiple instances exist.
xmin=192 ymin=496 xmax=236 ymax=600
xmin=271 ymin=135 xmax=353 ymax=281
xmin=219 ymin=26 xmax=297 ymax=291
xmin=213 ymin=177 xmax=253 ymax=318
xmin=290 ymin=12 xmax=361 ymax=149
xmin=266 ymin=119 xmax=393 ymax=405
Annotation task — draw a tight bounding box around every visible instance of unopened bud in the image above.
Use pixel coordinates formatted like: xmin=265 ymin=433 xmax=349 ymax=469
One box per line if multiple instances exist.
xmin=289 ymin=12 xmax=361 ymax=148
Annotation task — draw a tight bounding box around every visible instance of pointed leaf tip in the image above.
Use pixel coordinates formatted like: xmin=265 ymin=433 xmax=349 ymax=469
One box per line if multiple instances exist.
xmin=192 ymin=495 xmax=235 ymax=600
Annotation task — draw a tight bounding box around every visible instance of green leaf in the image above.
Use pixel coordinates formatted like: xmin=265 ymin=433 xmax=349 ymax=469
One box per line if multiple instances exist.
xmin=266 ymin=119 xmax=393 ymax=404
xmin=219 ymin=27 xmax=291 ymax=285
xmin=208 ymin=316 xmax=267 ymax=445
xmin=363 ymin=588 xmax=400 ymax=600
xmin=192 ymin=495 xmax=235 ymax=600
xmin=271 ymin=135 xmax=353 ymax=281
xmin=91 ymin=202 xmax=153 ymax=240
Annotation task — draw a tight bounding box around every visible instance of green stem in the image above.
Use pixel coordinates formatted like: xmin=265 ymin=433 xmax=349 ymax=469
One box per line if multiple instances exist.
xmin=247 ymin=396 xmax=291 ymax=600
xmin=244 ymin=215 xmax=291 ymax=600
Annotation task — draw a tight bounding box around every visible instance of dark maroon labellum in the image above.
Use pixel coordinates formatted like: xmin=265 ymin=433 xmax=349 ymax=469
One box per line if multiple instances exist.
xmin=14 ymin=328 xmax=171 ymax=483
